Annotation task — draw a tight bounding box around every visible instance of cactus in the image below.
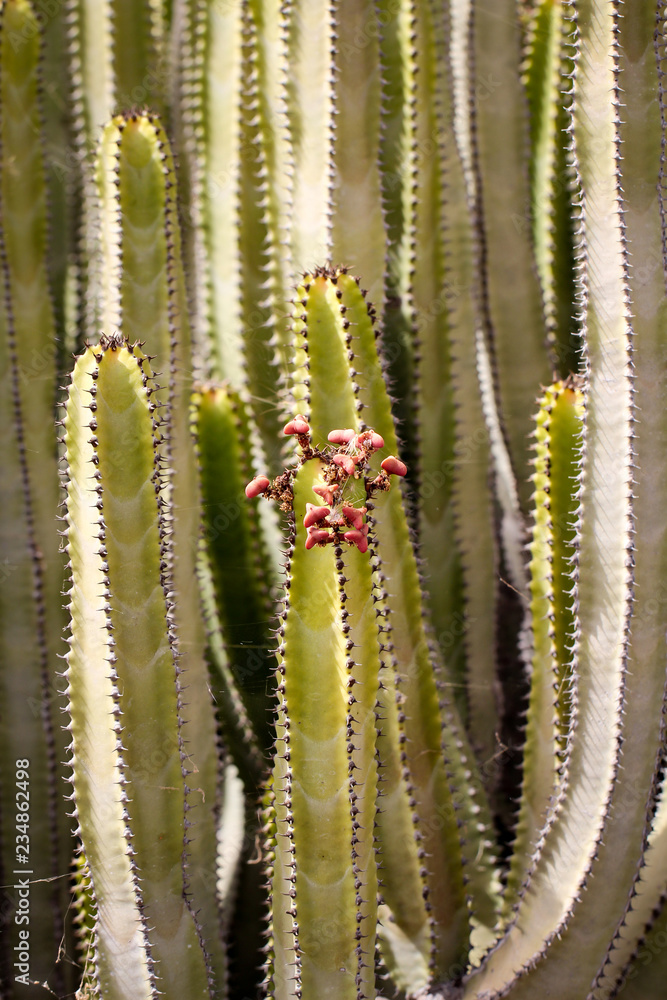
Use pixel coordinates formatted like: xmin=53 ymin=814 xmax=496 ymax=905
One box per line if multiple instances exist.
xmin=3 ymin=1 xmax=667 ymax=999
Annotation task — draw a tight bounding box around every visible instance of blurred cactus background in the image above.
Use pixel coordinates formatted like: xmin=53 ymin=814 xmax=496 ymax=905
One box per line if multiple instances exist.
xmin=1 ymin=0 xmax=667 ymax=998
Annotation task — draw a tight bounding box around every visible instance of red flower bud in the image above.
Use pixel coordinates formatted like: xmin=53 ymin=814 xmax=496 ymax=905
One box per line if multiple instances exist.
xmin=381 ymin=455 xmax=407 ymax=477
xmin=328 ymin=428 xmax=356 ymax=445
xmin=333 ymin=454 xmax=358 ymax=476
xmin=245 ymin=475 xmax=270 ymax=498
xmin=356 ymin=430 xmax=384 ymax=451
xmin=344 ymin=529 xmax=369 ymax=553
xmin=305 ymin=527 xmax=331 ymax=549
xmin=342 ymin=504 xmax=365 ymax=530
xmin=283 ymin=414 xmax=310 ymax=436
xmin=304 ymin=504 xmax=331 ymax=528
xmin=312 ymin=484 xmax=338 ymax=505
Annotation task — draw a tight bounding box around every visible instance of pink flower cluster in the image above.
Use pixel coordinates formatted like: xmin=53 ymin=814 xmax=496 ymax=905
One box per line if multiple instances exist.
xmin=304 ymin=499 xmax=370 ymax=553
xmin=244 ymin=415 xmax=407 ymax=553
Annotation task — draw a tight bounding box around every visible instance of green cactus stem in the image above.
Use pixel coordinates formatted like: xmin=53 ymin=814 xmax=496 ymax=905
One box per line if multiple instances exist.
xmin=269 ymin=455 xmax=379 ymax=1000
xmin=465 ymin=0 xmax=634 ymax=992
xmin=256 ymin=430 xmax=388 ymax=995
xmin=523 ymin=0 xmax=579 ymax=373
xmin=66 ymin=0 xmax=165 ymax=337
xmin=64 ymin=336 xmax=217 ymax=1000
xmin=172 ymin=0 xmax=244 ymax=384
xmin=374 ymin=0 xmax=417 ymax=462
xmin=193 ymin=383 xmax=278 ymax=752
xmin=331 ymin=0 xmax=384 ymax=308
xmin=470 ymin=0 xmax=551 ymax=510
xmin=284 ymin=3 xmax=335 ymax=275
xmin=173 ymin=0 xmax=289 ymax=464
xmin=0 ymin=2 xmax=70 ymax=993
xmin=443 ymin=0 xmax=499 ymax=759
xmin=92 ymin=112 xmax=227 ymax=982
xmin=504 ymin=380 xmax=583 ymax=910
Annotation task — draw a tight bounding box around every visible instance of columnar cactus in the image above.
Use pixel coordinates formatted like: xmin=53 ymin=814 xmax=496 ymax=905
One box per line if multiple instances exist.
xmin=2 ymin=1 xmax=667 ymax=1000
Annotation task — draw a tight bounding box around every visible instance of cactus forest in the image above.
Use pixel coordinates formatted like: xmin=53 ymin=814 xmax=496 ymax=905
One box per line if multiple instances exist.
xmin=2 ymin=0 xmax=667 ymax=998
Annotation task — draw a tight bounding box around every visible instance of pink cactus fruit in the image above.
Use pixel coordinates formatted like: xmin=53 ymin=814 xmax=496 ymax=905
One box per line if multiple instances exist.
xmin=284 ymin=414 xmax=310 ymax=436
xmin=304 ymin=504 xmax=331 ymax=529
xmin=328 ymin=428 xmax=356 ymax=445
xmin=312 ymin=483 xmax=338 ymax=505
xmin=305 ymin=527 xmax=332 ymax=550
xmin=332 ymin=454 xmax=358 ymax=476
xmin=381 ymin=455 xmax=407 ymax=477
xmin=342 ymin=504 xmax=366 ymax=530
xmin=356 ymin=430 xmax=384 ymax=451
xmin=344 ymin=529 xmax=369 ymax=553
xmin=245 ymin=475 xmax=271 ymax=498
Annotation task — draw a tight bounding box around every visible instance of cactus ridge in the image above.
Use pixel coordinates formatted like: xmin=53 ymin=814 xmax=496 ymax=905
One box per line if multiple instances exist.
xmin=463 ymin=1 xmax=635 ymax=992
xmin=335 ymin=536 xmax=378 ymax=998
xmin=369 ymin=520 xmax=438 ymax=992
xmin=192 ymin=383 xmax=274 ymax=771
xmin=170 ymin=0 xmax=213 ymax=372
xmin=63 ymin=338 xmax=166 ymax=998
xmin=268 ymin=509 xmax=302 ymax=999
xmin=0 ymin=3 xmax=69 ymax=988
xmin=65 ymin=335 xmax=220 ymax=997
xmin=523 ymin=0 xmax=579 ymax=372
xmin=503 ymin=379 xmax=583 ymax=913
xmin=589 ymin=677 xmax=667 ymax=997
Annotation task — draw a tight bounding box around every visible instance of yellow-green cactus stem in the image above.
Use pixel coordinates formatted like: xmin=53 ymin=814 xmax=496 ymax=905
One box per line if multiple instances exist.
xmin=64 ymin=337 xmax=215 ymax=999
xmin=269 ymin=457 xmax=380 ymax=1000
xmin=339 ymin=267 xmax=500 ymax=980
xmin=193 ymin=384 xmax=277 ymax=753
xmin=260 ymin=267 xmax=385 ymax=998
xmin=93 ymin=112 xmax=226 ymax=984
xmin=465 ymin=0 xmax=634 ymax=992
xmin=331 ymin=0 xmax=384 ymax=308
xmin=444 ymin=0 xmax=500 ymax=765
xmin=0 ymin=3 xmax=70 ymax=993
xmin=65 ymin=0 xmax=165 ymax=337
xmin=523 ymin=0 xmax=579 ymax=373
xmin=470 ymin=0 xmax=551 ymax=511
xmin=504 ymin=380 xmax=583 ymax=911
xmin=173 ymin=0 xmax=290 ymax=466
